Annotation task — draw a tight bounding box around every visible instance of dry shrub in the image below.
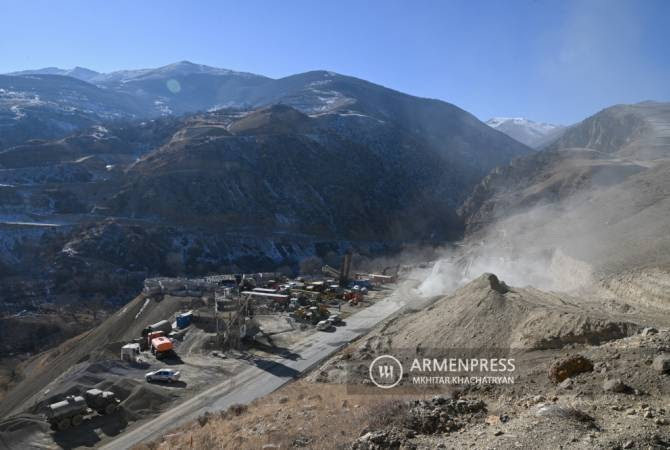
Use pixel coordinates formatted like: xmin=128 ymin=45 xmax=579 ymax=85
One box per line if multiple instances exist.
xmin=197 ymin=411 xmax=210 ymax=427
xmin=230 ymin=403 xmax=247 ymax=415
xmin=366 ymin=399 xmax=407 ymax=430
xmin=133 ymin=443 xmax=159 ymax=450
xmin=215 ymin=403 xmax=248 ymax=421
xmin=198 ymin=433 xmax=221 ymax=450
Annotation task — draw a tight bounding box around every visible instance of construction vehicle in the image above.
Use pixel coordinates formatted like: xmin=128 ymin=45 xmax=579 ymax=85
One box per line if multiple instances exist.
xmin=44 ymin=389 xmax=119 ymax=431
xmin=141 ymin=320 xmax=173 ymax=349
xmin=344 ymin=290 xmax=362 ymax=305
xmin=151 ymin=336 xmax=174 ymax=359
xmin=148 ymin=319 xmax=172 ymax=335
xmin=121 ymin=343 xmax=141 ymax=362
xmin=84 ymin=389 xmax=120 ymax=415
xmin=44 ymin=395 xmax=87 ymax=431
xmin=144 ymin=330 xmax=165 ymax=350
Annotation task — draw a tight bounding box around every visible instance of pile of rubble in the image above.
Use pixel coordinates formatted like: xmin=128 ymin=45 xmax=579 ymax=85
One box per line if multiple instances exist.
xmin=352 ymin=397 xmax=487 ymax=449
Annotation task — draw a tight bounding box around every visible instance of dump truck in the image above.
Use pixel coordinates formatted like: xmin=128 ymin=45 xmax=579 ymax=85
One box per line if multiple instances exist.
xmin=142 ymin=330 xmax=164 ymax=351
xmin=151 ymin=336 xmax=174 ymax=359
xmin=44 ymin=389 xmax=119 ymax=431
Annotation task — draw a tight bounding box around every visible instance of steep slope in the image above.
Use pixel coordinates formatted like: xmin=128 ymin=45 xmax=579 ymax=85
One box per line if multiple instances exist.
xmin=487 ymin=117 xmax=564 ymax=148
xmin=455 ymin=102 xmax=670 ymax=295
xmin=543 ymin=101 xmax=670 ymax=159
xmin=462 ymin=102 xmax=670 ymax=230
xmin=459 ymin=148 xmax=647 ymax=231
xmin=251 ymin=71 xmax=530 ymax=173
xmin=105 ymin=102 xmax=527 ymax=242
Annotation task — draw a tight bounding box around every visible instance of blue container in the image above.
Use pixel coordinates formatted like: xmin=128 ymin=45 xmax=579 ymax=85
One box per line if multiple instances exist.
xmin=176 ymin=312 xmax=192 ymax=329
xmin=352 ymin=279 xmax=373 ymax=289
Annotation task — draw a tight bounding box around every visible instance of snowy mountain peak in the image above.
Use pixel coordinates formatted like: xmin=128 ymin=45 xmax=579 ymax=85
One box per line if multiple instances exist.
xmin=7 ymin=66 xmax=101 ymax=82
xmin=486 ymin=117 xmax=564 ymax=148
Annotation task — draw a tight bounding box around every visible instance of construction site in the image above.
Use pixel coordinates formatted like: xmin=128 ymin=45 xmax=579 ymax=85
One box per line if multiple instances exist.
xmin=0 ymin=255 xmax=399 ymax=449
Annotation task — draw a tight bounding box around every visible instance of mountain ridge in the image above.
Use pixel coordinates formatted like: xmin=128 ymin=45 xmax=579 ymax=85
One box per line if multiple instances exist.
xmin=486 ymin=116 xmax=565 ymax=148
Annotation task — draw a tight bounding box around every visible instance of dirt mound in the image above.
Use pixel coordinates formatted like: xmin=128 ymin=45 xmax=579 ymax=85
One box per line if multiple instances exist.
xmin=380 ymin=273 xmax=642 ymax=351
xmin=0 ymin=414 xmax=50 ymax=450
xmin=94 ymin=376 xmax=141 ymax=402
xmin=120 ymin=383 xmax=176 ymax=419
xmin=313 ymin=273 xmax=653 ymax=385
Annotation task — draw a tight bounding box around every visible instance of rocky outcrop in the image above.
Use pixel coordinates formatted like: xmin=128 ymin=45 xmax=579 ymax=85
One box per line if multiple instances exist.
xmin=548 ymin=355 xmax=594 ymax=383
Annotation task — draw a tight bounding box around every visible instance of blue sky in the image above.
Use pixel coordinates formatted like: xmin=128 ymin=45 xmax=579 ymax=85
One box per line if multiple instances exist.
xmin=1 ymin=0 xmax=668 ymax=124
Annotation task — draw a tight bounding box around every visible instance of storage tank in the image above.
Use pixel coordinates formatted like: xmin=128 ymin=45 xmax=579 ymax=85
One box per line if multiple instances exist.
xmin=44 ymin=395 xmax=87 ymax=430
xmin=149 ymin=319 xmax=172 ymax=334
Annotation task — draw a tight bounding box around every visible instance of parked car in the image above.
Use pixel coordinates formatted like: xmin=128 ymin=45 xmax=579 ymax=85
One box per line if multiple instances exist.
xmin=145 ymin=368 xmax=181 ymax=383
xmin=316 ymin=320 xmax=335 ymax=332
xmin=329 ymin=315 xmax=344 ymax=325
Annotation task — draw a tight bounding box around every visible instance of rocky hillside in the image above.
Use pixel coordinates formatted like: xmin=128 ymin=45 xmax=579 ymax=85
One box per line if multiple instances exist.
xmin=106 ymin=102 xmax=523 ymax=242
xmin=0 ymin=74 xmax=146 ymax=149
xmin=0 ymin=69 xmax=529 ymax=325
xmin=543 ymin=101 xmax=670 ymax=159
xmin=459 ymin=102 xmax=670 ymax=280
xmin=2 ymin=61 xmax=529 ymax=160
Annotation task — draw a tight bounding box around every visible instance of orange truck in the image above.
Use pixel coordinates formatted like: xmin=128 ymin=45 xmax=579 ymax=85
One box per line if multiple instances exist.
xmin=146 ymin=330 xmax=164 ymax=348
xmin=151 ymin=336 xmax=174 ymax=359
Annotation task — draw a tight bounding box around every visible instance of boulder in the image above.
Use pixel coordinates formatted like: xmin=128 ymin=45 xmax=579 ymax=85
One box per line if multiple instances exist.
xmin=603 ymin=378 xmax=627 ymax=393
xmin=486 ymin=273 xmax=509 ymax=294
xmin=350 ymin=427 xmax=414 ymax=450
xmin=652 ymin=355 xmax=670 ymax=374
xmin=548 ymin=355 xmax=594 ymax=383
xmin=641 ymin=327 xmax=658 ymax=337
